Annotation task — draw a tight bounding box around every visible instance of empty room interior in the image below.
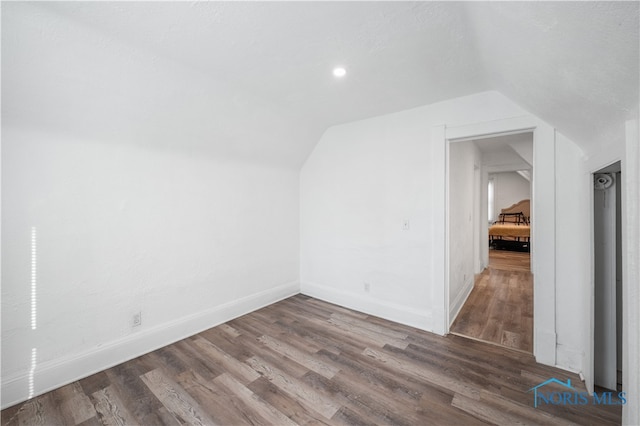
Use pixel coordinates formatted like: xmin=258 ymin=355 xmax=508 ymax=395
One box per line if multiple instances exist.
xmin=1 ymin=2 xmax=639 ymax=425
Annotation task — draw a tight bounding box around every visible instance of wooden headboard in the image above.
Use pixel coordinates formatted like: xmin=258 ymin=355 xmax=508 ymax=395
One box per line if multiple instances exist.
xmin=501 ymin=199 xmax=530 ymax=220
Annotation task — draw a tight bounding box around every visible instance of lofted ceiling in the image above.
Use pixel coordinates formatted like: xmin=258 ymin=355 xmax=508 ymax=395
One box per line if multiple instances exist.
xmin=2 ymin=2 xmax=638 ymax=168
xmin=474 ymin=133 xmax=533 ymax=173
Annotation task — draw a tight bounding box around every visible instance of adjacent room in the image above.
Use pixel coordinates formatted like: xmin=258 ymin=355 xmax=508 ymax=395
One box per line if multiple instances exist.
xmin=449 ymin=133 xmax=534 ymax=353
xmin=2 ymin=2 xmax=639 ymax=425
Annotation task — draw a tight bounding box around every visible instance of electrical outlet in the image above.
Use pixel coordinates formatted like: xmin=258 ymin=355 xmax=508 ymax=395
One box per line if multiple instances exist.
xmin=364 ymin=282 xmax=371 ymax=292
xmin=133 ymin=312 xmax=142 ymax=327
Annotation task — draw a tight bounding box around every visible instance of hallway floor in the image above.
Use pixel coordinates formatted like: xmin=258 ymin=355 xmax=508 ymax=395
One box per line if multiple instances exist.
xmin=450 ymin=250 xmax=533 ymax=353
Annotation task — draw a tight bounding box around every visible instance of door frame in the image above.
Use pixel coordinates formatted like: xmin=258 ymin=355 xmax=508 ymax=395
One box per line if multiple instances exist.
xmin=591 ymin=164 xmax=620 ymax=391
xmin=433 ymin=114 xmax=557 ymax=366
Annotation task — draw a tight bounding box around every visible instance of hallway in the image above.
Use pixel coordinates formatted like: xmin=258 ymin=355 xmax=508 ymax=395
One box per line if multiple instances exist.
xmin=450 ymin=250 xmax=532 ymax=352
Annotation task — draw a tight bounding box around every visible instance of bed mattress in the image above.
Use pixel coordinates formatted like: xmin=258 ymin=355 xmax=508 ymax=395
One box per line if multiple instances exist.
xmin=489 ymin=224 xmax=530 ymax=238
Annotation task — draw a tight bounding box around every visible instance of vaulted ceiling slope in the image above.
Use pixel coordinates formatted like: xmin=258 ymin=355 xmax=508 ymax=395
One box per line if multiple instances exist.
xmin=2 ymin=2 xmax=638 ymax=168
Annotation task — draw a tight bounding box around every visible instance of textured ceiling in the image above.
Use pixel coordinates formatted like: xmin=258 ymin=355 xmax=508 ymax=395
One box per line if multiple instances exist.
xmin=2 ymin=2 xmax=638 ymax=167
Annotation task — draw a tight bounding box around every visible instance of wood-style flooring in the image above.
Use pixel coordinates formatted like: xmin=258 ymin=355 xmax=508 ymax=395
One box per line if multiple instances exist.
xmin=2 ymin=294 xmax=620 ymax=425
xmin=485 ymin=249 xmax=531 ymax=273
xmin=450 ymin=250 xmax=533 ymax=352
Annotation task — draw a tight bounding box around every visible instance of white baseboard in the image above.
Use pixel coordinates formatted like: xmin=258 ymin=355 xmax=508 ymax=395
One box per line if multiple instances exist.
xmin=449 ymin=276 xmax=475 ymax=326
xmin=1 ymin=281 xmax=299 ymax=410
xmin=300 ymin=281 xmax=432 ymax=332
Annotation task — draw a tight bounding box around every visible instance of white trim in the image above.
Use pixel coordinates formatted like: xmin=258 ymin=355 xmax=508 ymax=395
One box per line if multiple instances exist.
xmin=431 ymin=125 xmax=448 ymax=335
xmin=586 ymin=156 xmax=622 ymax=395
xmin=439 ymin=115 xmax=557 ymax=366
xmin=1 ymin=281 xmax=299 ymax=410
xmin=484 ymin=163 xmax=532 ymax=174
xmin=586 ymin=176 xmax=596 ymax=394
xmin=533 ymin=126 xmax=557 ymax=366
xmin=300 ymin=282 xmax=432 ymax=332
xmin=445 ymin=115 xmax=536 ymax=142
xmin=622 ymin=118 xmax=639 ymax=426
xmin=444 ymin=125 xmax=451 ymax=332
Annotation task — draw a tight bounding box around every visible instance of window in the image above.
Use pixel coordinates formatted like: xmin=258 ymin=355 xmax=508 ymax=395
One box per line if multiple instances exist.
xmin=488 ymin=177 xmax=495 ymax=222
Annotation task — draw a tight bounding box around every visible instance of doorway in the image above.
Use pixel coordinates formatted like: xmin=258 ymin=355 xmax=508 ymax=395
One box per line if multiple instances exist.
xmin=435 ymin=116 xmax=557 ymax=365
xmin=593 ymin=161 xmax=622 ymax=392
xmin=448 ymin=133 xmax=534 ymax=352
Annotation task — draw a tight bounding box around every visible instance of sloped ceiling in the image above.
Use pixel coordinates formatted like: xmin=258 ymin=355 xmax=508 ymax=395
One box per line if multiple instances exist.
xmin=2 ymin=2 xmax=638 ymax=168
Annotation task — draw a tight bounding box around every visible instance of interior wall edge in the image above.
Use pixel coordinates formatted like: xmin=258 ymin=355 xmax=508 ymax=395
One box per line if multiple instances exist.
xmin=555 ymin=345 xmax=584 ymax=375
xmin=448 ymin=275 xmax=474 ymax=327
xmin=535 ymin=328 xmax=558 ymax=366
xmin=622 ymin=117 xmax=640 ymax=426
xmin=0 ymin=280 xmax=300 ymax=410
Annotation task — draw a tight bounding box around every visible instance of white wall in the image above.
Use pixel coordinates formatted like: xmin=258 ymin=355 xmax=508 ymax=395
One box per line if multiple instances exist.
xmin=300 ymin=92 xmax=600 ymax=379
xmin=449 ymin=142 xmax=481 ymax=324
xmin=300 ymin=91 xmax=528 ymax=331
xmin=554 ymin=133 xmax=590 ymax=372
xmin=1 ymin=127 xmax=299 ymax=407
xmin=489 ymin=172 xmax=531 ymax=220
xmin=482 ymin=150 xmax=530 ymax=171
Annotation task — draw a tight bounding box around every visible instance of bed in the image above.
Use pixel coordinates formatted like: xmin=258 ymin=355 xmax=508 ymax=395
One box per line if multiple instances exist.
xmin=489 ymin=199 xmax=531 ymax=252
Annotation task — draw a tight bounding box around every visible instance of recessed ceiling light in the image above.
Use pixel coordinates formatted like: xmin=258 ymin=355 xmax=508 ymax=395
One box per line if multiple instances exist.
xmin=333 ymin=67 xmax=346 ymax=78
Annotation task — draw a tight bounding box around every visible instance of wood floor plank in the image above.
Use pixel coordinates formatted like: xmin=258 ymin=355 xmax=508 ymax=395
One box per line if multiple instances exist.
xmin=78 ymin=372 xmax=111 ymax=398
xmin=263 ymin=315 xmax=367 ymax=355
xmin=258 ymin=334 xmax=340 ymax=379
xmin=214 ymin=373 xmax=297 ymax=426
xmin=3 ymin=294 xmax=621 ymax=426
xmin=451 ymin=250 xmax=533 ymax=352
xmin=452 ymin=392 xmax=540 ymax=426
xmin=246 ymin=356 xmax=341 ymax=420
xmin=199 ymin=327 xmax=254 ymax=361
xmin=91 ymin=386 xmax=140 ymax=426
xmin=304 ymin=297 xmax=369 ymax=319
xmin=171 ymin=339 xmax=225 ymax=381
xmin=417 ymin=393 xmax=489 ymax=426
xmin=175 ymin=369 xmax=254 ymax=426
xmin=313 ymin=348 xmax=424 ymax=403
xmin=143 ymin=347 xmax=188 ymax=377
xmin=313 ymin=372 xmax=417 ymax=426
xmin=327 ymin=316 xmax=409 ymax=349
xmin=330 ymin=406 xmax=379 ymax=426
xmin=248 ymin=377 xmax=333 ymax=425
xmin=278 ymin=297 xmax=337 ymax=321
xmin=140 ymin=369 xmax=215 ymax=426
xmin=230 ymin=315 xmax=343 ymax=359
xmin=57 ymin=383 xmax=97 ymax=425
xmin=237 ymin=333 xmax=313 ymax=379
xmin=385 ymin=343 xmax=513 ymax=395
xmin=329 ymin=312 xmax=409 ymax=340
xmin=362 ymin=347 xmax=481 ymax=400
xmin=190 ymin=336 xmax=260 ymax=384
xmin=104 ymin=362 xmax=167 ymax=425
xmin=218 ymin=323 xmax=242 ymax=338
xmin=77 ymin=416 xmax=104 ymax=426
xmin=17 ymin=393 xmax=67 ymax=426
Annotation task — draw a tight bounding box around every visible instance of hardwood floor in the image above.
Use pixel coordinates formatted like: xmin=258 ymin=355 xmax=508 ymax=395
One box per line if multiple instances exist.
xmin=450 ymin=249 xmax=533 ymax=352
xmin=2 ymin=295 xmax=620 ymax=425
xmin=485 ymin=249 xmax=531 ymax=272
